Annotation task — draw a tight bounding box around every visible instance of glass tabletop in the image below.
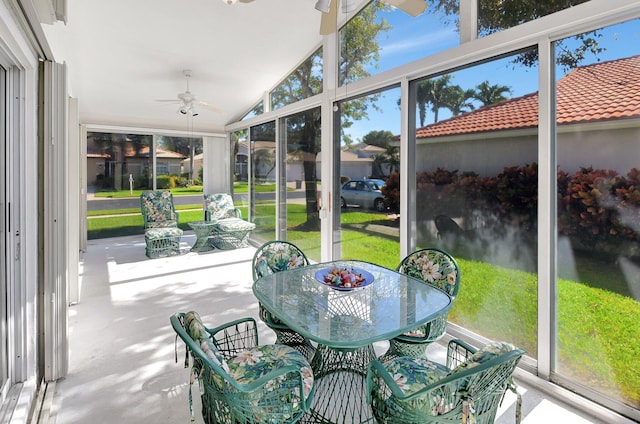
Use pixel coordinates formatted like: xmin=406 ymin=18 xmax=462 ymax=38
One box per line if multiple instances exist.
xmin=188 ymin=220 xmax=217 ymax=228
xmin=252 ymin=260 xmax=452 ymax=349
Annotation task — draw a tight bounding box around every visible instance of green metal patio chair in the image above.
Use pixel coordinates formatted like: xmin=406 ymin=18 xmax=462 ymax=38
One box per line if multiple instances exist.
xmin=171 ymin=311 xmax=315 ymax=424
xmin=139 ymin=190 xmax=183 ymax=258
xmin=368 ymin=339 xmax=524 ymax=424
xmin=380 ymin=247 xmax=461 ymax=361
xmin=204 ymin=193 xmax=256 ymax=249
xmin=252 ymin=241 xmax=316 ymax=361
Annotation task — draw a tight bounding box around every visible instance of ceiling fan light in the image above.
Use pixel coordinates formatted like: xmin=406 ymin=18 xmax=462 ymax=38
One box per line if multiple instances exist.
xmin=314 ymin=0 xmax=331 ymax=13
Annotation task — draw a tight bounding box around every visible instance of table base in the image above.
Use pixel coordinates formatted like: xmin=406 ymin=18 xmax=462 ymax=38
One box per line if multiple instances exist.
xmin=301 ymin=344 xmax=376 ymax=424
xmin=190 ymin=237 xmax=214 ymax=252
xmin=189 ymin=222 xmax=217 ymax=253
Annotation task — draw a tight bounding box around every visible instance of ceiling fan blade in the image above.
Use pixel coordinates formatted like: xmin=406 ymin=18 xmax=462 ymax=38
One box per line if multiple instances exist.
xmin=194 ymin=100 xmax=224 ymax=114
xmin=238 ymin=0 xmax=254 ymax=2
xmin=384 ymin=0 xmax=427 ymax=17
xmin=319 ymin=0 xmax=338 ymax=35
xmin=156 ymin=99 xmax=181 ymax=103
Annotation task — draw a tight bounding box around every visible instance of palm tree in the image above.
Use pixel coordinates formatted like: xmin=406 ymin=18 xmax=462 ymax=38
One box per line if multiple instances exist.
xmin=446 ymin=86 xmax=477 ymax=116
xmin=416 ymin=75 xmax=454 ymax=125
xmin=473 ymin=80 xmax=512 ymax=106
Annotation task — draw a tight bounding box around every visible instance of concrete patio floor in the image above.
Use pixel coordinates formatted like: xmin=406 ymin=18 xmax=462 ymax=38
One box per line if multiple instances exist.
xmin=45 ymin=233 xmax=617 ymax=423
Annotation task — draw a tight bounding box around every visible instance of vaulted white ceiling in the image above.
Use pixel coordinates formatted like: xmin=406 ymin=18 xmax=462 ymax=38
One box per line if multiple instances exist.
xmin=43 ymin=0 xmax=325 ymax=133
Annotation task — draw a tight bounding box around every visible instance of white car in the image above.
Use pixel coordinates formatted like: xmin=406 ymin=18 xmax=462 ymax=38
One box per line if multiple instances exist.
xmin=340 ymin=179 xmax=387 ymax=212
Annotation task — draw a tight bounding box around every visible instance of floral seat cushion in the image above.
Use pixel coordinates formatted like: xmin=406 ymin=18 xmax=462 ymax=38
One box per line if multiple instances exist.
xmin=144 ymin=227 xmax=183 ymax=240
xmin=449 ymin=341 xmax=517 ymax=374
xmin=376 ymin=357 xmax=455 ymax=416
xmin=183 ymin=311 xmax=314 ymax=422
xmin=378 ymin=357 xmax=450 ymax=397
xmin=372 ymin=343 xmax=523 ymax=421
xmin=215 ymin=217 xmax=256 ymax=232
xmin=229 ymin=344 xmax=315 ymax=399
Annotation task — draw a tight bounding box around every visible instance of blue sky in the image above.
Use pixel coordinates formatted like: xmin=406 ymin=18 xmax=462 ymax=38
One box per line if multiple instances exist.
xmin=342 ymin=10 xmax=640 ymax=143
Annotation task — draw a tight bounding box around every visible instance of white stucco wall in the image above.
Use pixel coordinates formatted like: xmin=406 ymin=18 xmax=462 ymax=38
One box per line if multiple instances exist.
xmin=417 ymin=122 xmax=640 ymax=177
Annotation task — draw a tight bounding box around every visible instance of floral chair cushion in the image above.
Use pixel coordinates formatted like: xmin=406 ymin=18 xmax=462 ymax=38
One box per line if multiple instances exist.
xmin=449 ymin=341 xmax=517 ymax=375
xmin=376 ymin=357 xmax=454 ymax=416
xmin=215 ymin=217 xmax=256 ymax=232
xmin=380 ymin=357 xmax=450 ymax=396
xmin=204 ymin=193 xmax=241 ymax=221
xmin=397 ymin=249 xmax=459 ymax=296
xmin=254 ymin=242 xmax=309 ymax=279
xmin=373 ymin=343 xmax=522 ymax=419
xmin=184 ymin=311 xmax=230 ymax=373
xmin=144 ymin=227 xmax=183 ymax=240
xmin=228 ymin=344 xmax=315 ymax=399
xmin=141 ymin=191 xmax=178 ymax=228
xmin=396 ymin=249 xmax=460 ymax=339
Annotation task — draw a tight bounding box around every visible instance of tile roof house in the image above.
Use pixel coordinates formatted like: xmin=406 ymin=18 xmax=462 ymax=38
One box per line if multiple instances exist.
xmin=412 ymin=55 xmax=640 ymax=177
xmin=235 ymin=140 xmax=380 ymax=183
xmin=86 ymin=141 xmax=186 ymax=186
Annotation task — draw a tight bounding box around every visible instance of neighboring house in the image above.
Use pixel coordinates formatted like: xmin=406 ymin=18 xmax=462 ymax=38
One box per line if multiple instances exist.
xmin=234 ymin=140 xmax=378 ymax=183
xmin=125 ymin=145 xmax=186 ymax=178
xmin=333 ymin=149 xmax=376 ymax=181
xmin=345 ymin=142 xmax=386 ymax=159
xmin=182 ymin=152 xmax=203 ymax=177
xmin=86 ymin=152 xmax=110 ymax=186
xmin=86 ymin=136 xmax=186 ymax=186
xmin=411 ymin=55 xmax=640 ymax=177
xmin=343 ymin=143 xmax=390 ymax=178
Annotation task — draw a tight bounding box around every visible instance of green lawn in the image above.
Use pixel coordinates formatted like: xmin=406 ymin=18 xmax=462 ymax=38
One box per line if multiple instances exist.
xmin=93 ymin=186 xmax=204 ymax=198
xmin=86 ymin=202 xmax=640 ymax=407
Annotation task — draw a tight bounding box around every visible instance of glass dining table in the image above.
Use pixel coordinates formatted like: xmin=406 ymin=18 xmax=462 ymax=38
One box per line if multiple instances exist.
xmin=252 ymin=260 xmax=453 ymax=424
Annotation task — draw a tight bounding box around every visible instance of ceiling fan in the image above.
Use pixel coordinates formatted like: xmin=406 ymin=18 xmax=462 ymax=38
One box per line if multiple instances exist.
xmin=316 ymin=0 xmax=427 ymax=35
xmin=156 ymin=70 xmax=223 ymax=117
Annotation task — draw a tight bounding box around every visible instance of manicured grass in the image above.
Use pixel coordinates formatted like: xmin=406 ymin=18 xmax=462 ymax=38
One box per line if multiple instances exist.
xmin=87 ymin=208 xmax=204 ymax=238
xmin=87 ymin=204 xmax=202 ymax=217
xmin=233 ymin=182 xmax=295 ymax=193
xmin=93 ymin=186 xmax=204 ymax=198
xmin=451 ymin=257 xmax=640 ymax=405
xmin=86 ymin=202 xmax=640 ymax=407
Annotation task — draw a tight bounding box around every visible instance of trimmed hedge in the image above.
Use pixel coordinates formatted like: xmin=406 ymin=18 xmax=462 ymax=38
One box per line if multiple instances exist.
xmin=382 ymin=164 xmax=640 ymax=257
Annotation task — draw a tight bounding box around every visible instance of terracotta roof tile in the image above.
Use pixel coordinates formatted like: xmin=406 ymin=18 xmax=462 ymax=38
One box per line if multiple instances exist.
xmin=415 ymin=55 xmax=640 ymax=139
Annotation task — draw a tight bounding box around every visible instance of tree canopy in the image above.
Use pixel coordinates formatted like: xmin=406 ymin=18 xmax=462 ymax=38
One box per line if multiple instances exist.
xmin=265 ymin=2 xmax=392 ymax=229
xmin=429 ymin=0 xmax=603 ymax=71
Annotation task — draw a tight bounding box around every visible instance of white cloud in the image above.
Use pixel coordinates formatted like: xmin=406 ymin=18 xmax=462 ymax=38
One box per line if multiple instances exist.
xmin=380 ymin=28 xmax=456 ymax=56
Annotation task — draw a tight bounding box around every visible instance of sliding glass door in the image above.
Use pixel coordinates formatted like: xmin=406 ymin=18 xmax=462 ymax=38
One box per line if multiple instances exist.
xmin=0 ymin=64 xmax=7 ymax=406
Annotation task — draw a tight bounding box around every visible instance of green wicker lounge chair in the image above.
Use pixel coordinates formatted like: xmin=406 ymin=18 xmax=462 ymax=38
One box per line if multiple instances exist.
xmin=140 ymin=190 xmax=183 ymax=258
xmin=368 ymin=339 xmax=524 ymax=424
xmin=252 ymin=241 xmax=316 ymax=361
xmin=171 ymin=311 xmax=315 ymax=424
xmin=380 ymin=248 xmax=461 ymax=361
xmin=204 ymin=193 xmax=255 ymax=249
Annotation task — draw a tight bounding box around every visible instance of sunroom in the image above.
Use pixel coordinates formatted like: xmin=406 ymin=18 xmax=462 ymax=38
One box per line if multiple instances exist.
xmin=1 ymin=0 xmax=639 ymax=423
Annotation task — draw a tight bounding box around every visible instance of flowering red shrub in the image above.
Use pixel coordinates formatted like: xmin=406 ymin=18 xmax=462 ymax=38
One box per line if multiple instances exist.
xmin=381 ymin=164 xmax=640 ymax=256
